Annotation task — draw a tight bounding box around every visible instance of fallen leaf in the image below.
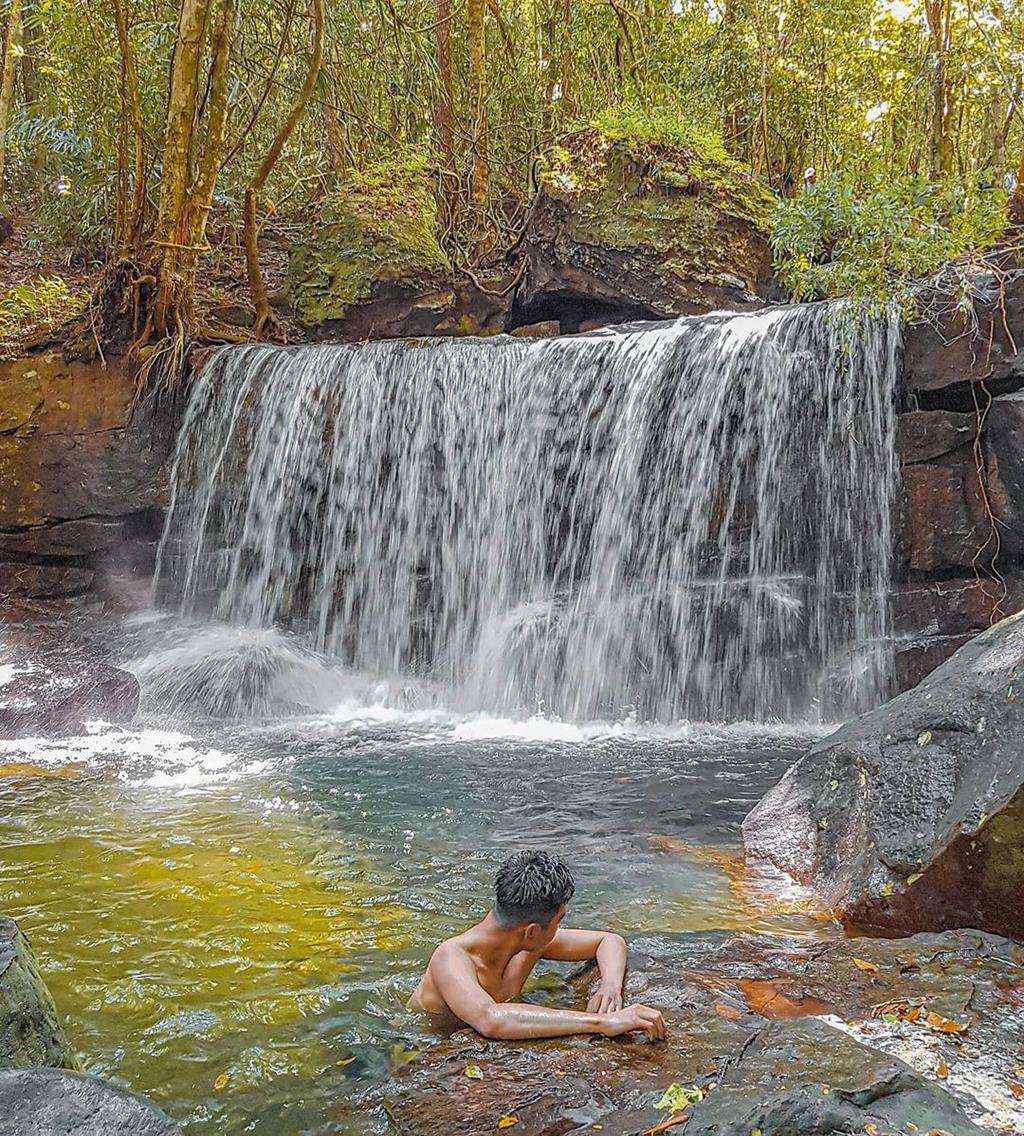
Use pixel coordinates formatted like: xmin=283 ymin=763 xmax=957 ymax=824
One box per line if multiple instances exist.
xmin=1009 ymin=1080 xmax=1024 ymax=1099
xmin=880 ymin=881 xmax=895 ymax=897
xmin=735 ymin=978 xmax=833 ymax=1020
xmin=554 ymin=1069 xmax=567 ymax=1077
xmin=907 ymin=1124 xmax=919 ymax=1133
xmin=213 ymin=1071 xmax=229 ymax=1092
xmin=924 ymin=1010 xmax=967 ymax=1034
xmin=936 ymin=1059 xmax=949 ymax=1078
xmin=335 ymin=1057 xmax=356 ymax=1067
xmin=907 ymin=1006 xmax=923 ymax=1023
xmin=497 ymin=1118 xmax=519 ymax=1130
xmin=917 ymin=730 xmax=932 ymax=747
xmin=865 ymin=1125 xmax=878 ymax=1135
xmin=593 ymin=1127 xmax=603 ymax=1131
xmin=656 ymin=1083 xmax=704 ymax=1112
xmin=715 ymin=1002 xmax=742 ymax=1020
xmin=852 ymin=957 xmax=880 ymax=973
xmin=906 ymin=872 xmax=923 ymax=886
xmin=465 ymin=1065 xmax=485 ymax=1080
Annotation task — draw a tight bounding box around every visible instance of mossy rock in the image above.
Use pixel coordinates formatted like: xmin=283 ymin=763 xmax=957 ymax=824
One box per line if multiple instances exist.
xmin=286 ymin=161 xmax=451 ymax=329
xmin=520 ymin=126 xmax=777 ymax=322
xmin=0 ymin=917 xmax=76 ymax=1071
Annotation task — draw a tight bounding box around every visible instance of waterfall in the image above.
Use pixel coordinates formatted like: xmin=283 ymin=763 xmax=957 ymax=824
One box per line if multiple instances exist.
xmin=156 ymin=303 xmax=901 ymax=723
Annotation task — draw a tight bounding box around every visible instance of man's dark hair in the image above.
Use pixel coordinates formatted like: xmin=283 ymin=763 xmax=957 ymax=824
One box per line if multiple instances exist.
xmin=493 ymin=851 xmax=575 ymax=928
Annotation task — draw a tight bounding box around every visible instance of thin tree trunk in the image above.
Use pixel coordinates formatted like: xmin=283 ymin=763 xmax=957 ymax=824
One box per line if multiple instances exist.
xmin=0 ymin=0 xmax=23 ymax=195
xmin=111 ymin=0 xmax=147 ymax=255
xmin=244 ymin=0 xmax=323 ymax=337
xmin=152 ymin=0 xmax=207 ymax=335
xmin=323 ymin=36 xmax=347 ymax=178
xmin=434 ymin=0 xmax=454 ymax=172
xmin=181 ymin=0 xmax=236 ymax=311
xmin=467 ymin=0 xmax=489 ymax=236
xmin=20 ymin=1 xmax=43 ymax=186
xmin=924 ymin=0 xmax=954 ymax=178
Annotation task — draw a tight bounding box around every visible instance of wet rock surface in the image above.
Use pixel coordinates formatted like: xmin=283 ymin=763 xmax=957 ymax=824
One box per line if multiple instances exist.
xmin=0 ymin=651 xmax=140 ymax=738
xmin=374 ymin=929 xmax=1023 ymax=1136
xmin=0 ymin=917 xmax=74 ymax=1071
xmin=0 ymin=1067 xmax=180 ymax=1135
xmin=744 ymin=611 xmax=1024 ymax=940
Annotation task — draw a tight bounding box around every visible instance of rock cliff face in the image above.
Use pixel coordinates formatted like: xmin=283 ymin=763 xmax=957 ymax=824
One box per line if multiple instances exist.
xmin=894 ymin=270 xmax=1024 ymax=688
xmin=0 ymin=348 xmax=171 ymax=609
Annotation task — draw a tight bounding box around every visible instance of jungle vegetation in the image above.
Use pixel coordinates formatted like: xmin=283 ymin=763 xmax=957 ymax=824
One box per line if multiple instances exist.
xmin=0 ymin=0 xmax=1022 ymax=350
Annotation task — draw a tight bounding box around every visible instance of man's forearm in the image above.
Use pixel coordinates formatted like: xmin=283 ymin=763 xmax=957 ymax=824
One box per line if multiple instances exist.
xmin=595 ymin=933 xmax=627 ymax=992
xmin=479 ymin=1002 xmax=608 ymax=1040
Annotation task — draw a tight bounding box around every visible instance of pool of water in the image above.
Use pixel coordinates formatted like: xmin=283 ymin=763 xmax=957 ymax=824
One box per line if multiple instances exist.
xmin=0 ymin=698 xmax=827 ymax=1134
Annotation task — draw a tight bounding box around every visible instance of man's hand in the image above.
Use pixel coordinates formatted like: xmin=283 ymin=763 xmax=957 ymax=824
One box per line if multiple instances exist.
xmin=587 ymin=982 xmax=624 ymax=1014
xmin=599 ymin=1003 xmax=667 ymax=1040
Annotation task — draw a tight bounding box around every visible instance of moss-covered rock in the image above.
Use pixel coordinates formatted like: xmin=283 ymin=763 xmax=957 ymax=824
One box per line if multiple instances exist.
xmin=518 ymin=124 xmax=777 ymax=325
xmin=0 ymin=917 xmax=75 ymax=1071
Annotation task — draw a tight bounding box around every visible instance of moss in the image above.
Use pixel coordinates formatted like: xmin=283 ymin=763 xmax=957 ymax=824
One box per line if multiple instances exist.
xmin=539 ymin=119 xmax=777 ymax=234
xmin=286 ymin=155 xmax=450 ymax=326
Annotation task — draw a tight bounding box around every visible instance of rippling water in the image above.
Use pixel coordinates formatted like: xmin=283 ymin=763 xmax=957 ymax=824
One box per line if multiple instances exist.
xmin=0 ymin=701 xmax=826 ymax=1134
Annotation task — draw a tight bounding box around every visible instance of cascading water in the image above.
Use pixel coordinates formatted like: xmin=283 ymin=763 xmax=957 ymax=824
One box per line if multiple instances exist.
xmin=156 ymin=302 xmax=901 ymax=722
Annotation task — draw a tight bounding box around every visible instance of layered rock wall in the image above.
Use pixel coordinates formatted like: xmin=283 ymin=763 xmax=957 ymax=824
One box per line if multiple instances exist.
xmin=0 ymin=349 xmax=171 ymax=610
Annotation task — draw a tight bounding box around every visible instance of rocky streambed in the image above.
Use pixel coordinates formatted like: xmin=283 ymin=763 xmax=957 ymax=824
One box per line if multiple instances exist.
xmin=375 ymin=928 xmax=1024 ymax=1136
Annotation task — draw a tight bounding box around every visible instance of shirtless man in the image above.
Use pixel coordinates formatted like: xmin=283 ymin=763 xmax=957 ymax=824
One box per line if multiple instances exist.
xmin=410 ymin=850 xmax=667 ymax=1041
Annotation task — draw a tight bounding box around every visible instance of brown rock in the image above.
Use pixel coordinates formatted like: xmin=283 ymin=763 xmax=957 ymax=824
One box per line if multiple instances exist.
xmin=903 ymin=269 xmax=1024 ymax=394
xmin=895 ymin=632 xmax=974 ymax=690
xmin=0 ymin=563 xmax=94 ymax=599
xmin=984 ymin=389 xmax=1024 ymax=558
xmin=896 ymin=409 xmax=976 ymax=464
xmin=891 ymin=576 xmax=1019 ymax=637
xmin=900 ymin=459 xmax=993 ymax=570
xmin=510 ymin=320 xmax=560 ymax=338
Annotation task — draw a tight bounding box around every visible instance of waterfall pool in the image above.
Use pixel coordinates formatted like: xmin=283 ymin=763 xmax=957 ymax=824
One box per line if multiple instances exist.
xmin=0 ymin=705 xmax=827 ymax=1135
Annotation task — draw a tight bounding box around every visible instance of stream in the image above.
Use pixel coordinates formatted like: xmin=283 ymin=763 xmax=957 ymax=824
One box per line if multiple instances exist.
xmin=0 ymin=684 xmax=824 ymax=1133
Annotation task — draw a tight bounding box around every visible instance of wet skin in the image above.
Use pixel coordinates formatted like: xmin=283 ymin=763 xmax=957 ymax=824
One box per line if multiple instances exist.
xmin=410 ymin=906 xmax=667 ymax=1041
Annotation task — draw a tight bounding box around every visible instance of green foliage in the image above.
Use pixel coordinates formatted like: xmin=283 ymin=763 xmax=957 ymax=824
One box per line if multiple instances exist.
xmin=592 ymin=106 xmax=729 ymax=163
xmin=0 ymin=276 xmax=85 ymax=359
xmin=773 ymin=173 xmax=1011 ymax=312
xmin=655 ymin=1082 xmax=706 ymax=1112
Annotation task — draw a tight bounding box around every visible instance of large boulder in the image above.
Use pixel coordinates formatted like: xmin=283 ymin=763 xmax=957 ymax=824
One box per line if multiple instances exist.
xmin=0 ymin=1068 xmax=179 ymax=1135
xmin=375 ymin=928 xmax=1021 ymax=1135
xmin=285 ymin=160 xmax=509 ymax=339
xmin=0 ymin=653 xmax=139 ymax=738
xmin=743 ymin=611 xmax=1024 ymax=939
xmin=517 ymin=128 xmax=776 ymax=328
xmin=0 ymin=917 xmax=74 ymax=1071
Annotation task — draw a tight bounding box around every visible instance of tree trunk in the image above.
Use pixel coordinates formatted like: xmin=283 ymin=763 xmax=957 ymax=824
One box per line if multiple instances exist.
xmin=924 ymin=0 xmax=954 ymax=178
xmin=434 ymin=0 xmax=454 ymax=172
xmin=152 ymin=0 xmax=207 ymax=336
xmin=111 ymin=0 xmax=146 ymax=255
xmin=19 ymin=1 xmax=43 ymax=186
xmin=0 ymin=0 xmax=23 ymax=196
xmin=180 ymin=0 xmax=236 ymax=311
xmin=323 ymin=36 xmax=348 ymax=178
xmin=244 ymin=0 xmax=323 ymax=337
xmin=467 ymin=0 xmax=489 ymax=239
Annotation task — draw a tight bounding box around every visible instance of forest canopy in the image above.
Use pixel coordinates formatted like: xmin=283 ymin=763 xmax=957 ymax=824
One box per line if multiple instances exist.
xmin=0 ymin=0 xmax=1022 ymax=348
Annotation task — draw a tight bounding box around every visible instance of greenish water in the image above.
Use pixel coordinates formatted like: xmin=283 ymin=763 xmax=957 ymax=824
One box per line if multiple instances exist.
xmin=0 ymin=711 xmax=822 ymax=1133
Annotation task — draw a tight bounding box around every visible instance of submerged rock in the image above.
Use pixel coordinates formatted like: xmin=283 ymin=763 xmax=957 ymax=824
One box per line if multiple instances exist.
xmin=375 ymin=929 xmax=1023 ymax=1135
xmin=0 ymin=917 xmax=74 ymax=1070
xmin=743 ymin=611 xmax=1024 ymax=939
xmin=0 ymin=1068 xmax=179 ymax=1135
xmin=0 ymin=652 xmax=140 ymax=738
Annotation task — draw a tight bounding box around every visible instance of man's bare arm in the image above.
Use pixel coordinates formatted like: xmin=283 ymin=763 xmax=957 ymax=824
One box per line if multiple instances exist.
xmin=431 ymin=945 xmax=663 ymax=1041
xmin=541 ymin=928 xmax=627 ymax=1013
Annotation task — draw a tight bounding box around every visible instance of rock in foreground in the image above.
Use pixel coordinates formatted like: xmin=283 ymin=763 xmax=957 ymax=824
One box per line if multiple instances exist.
xmin=0 ymin=917 xmax=74 ymax=1071
xmin=743 ymin=612 xmax=1024 ymax=939
xmin=0 ymin=1068 xmax=179 ymax=1135
xmin=0 ymin=653 xmax=139 ymax=739
xmin=375 ymin=929 xmax=1022 ymax=1135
